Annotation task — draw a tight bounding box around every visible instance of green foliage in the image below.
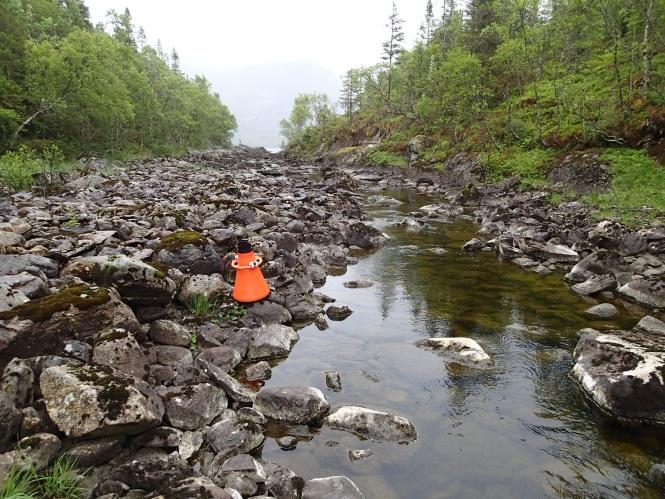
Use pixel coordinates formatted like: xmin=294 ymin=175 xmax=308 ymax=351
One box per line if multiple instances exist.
xmin=0 ymin=455 xmax=85 ymax=499
xmin=583 ymin=148 xmax=665 ymax=224
xmin=219 ymin=303 xmax=246 ymax=322
xmin=184 ymin=294 xmax=219 ymax=318
xmin=0 ymin=145 xmax=74 ymax=190
xmin=189 ymin=332 xmax=198 ymax=350
xmin=0 ymin=1 xmax=235 ymax=157
xmin=366 ymin=149 xmax=408 ymax=168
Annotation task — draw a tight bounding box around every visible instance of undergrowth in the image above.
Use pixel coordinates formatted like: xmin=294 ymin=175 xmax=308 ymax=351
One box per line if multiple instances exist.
xmin=0 ymin=455 xmax=85 ymax=499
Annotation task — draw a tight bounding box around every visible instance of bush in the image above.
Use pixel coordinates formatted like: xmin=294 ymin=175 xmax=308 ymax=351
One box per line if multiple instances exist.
xmin=0 ymin=145 xmax=74 ymax=191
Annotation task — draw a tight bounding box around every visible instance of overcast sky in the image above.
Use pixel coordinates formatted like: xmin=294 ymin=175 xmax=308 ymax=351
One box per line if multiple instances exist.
xmin=85 ymin=0 xmax=436 ymax=77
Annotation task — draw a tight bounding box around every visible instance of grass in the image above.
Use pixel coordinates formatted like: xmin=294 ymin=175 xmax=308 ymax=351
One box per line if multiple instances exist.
xmin=184 ymin=293 xmax=219 ymax=317
xmin=483 ymin=147 xmax=555 ymax=185
xmin=0 ymin=455 xmax=85 ymax=499
xmin=366 ymin=149 xmax=408 ymax=168
xmin=582 ymin=148 xmax=665 ymax=225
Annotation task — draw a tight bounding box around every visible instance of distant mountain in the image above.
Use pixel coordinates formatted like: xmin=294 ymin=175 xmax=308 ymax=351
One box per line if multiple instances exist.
xmin=207 ymin=61 xmax=341 ymax=149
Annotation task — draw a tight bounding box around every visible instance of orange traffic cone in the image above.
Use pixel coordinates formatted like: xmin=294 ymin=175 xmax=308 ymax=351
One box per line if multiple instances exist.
xmin=231 ymin=240 xmax=270 ymax=303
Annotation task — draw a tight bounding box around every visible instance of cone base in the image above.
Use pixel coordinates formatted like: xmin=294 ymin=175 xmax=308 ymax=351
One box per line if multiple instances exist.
xmin=232 ymin=288 xmax=270 ymax=303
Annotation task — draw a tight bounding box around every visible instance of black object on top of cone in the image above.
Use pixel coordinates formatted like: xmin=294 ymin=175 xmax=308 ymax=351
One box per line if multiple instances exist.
xmin=237 ymin=239 xmax=252 ymax=254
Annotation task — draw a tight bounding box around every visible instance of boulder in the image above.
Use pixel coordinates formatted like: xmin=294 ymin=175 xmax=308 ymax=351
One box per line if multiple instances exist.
xmin=178 ymin=274 xmax=230 ymax=302
xmin=153 ymin=231 xmax=223 ymax=275
xmin=0 ymin=392 xmax=20 ymax=451
xmin=92 ymin=329 xmax=148 ymax=379
xmin=618 ymin=277 xmax=665 ymax=309
xmin=206 ymin=412 xmax=264 ymax=464
xmin=635 ymin=315 xmax=665 ymax=335
xmin=244 ymin=361 xmax=272 ymax=381
xmin=415 ymin=337 xmax=493 ymax=367
xmin=196 ymin=346 xmax=242 ymax=372
xmin=111 ymin=459 xmax=197 ymax=494
xmin=324 ymin=405 xmax=417 ymax=443
xmin=63 ymin=255 xmax=176 ymax=306
xmin=571 ymin=274 xmax=617 ymax=296
xmin=247 ymin=324 xmax=299 ymax=361
xmin=158 ymin=383 xmax=227 ymax=430
xmin=0 ymin=285 xmax=138 ymax=370
xmin=40 ymin=364 xmax=164 ymax=438
xmin=344 ymin=222 xmax=388 ymax=249
xmin=1 ymin=358 xmax=34 ymax=408
xmin=462 ymin=238 xmax=483 ymax=251
xmin=149 ymin=319 xmax=191 ymax=347
xmin=326 ymin=305 xmax=353 ymax=321
xmin=0 ymin=254 xmax=58 ymax=278
xmin=65 ymin=435 xmax=125 ymax=466
xmin=584 ymin=303 xmax=618 ymax=319
xmin=0 ymin=272 xmax=47 ymax=300
xmin=302 ymin=476 xmax=365 ymax=499
xmin=0 ymin=433 xmax=61 ymax=484
xmin=516 ymin=238 xmax=579 ymax=263
xmin=171 ymin=476 xmax=238 ymax=498
xmin=254 ymin=386 xmax=329 ymax=425
xmin=245 ymin=301 xmax=292 ymax=325
xmin=325 ymin=371 xmax=342 ymax=392
xmin=150 ymin=345 xmax=193 ymax=366
xmin=571 ymin=328 xmax=665 ymax=425
xmin=196 ymin=359 xmax=255 ymax=404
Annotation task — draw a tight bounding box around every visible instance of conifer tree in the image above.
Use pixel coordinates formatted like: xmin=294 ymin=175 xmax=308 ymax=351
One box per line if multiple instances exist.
xmin=382 ymin=1 xmax=405 ymax=100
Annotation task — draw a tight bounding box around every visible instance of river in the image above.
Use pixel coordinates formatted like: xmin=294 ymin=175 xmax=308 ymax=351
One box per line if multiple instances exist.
xmin=259 ymin=186 xmax=663 ymax=498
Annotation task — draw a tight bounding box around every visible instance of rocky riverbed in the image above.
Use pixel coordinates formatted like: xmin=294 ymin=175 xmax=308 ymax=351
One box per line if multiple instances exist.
xmin=0 ymin=148 xmax=414 ymax=498
xmin=1 ymin=147 xmax=665 ymax=497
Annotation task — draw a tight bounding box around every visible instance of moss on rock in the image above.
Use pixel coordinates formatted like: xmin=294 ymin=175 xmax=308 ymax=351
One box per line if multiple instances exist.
xmin=154 ymin=231 xmax=208 ymax=253
xmin=0 ymin=284 xmax=111 ymax=323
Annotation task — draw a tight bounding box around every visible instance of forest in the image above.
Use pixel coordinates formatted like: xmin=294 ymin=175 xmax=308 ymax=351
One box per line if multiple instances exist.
xmin=0 ymin=0 xmax=236 ymax=177
xmin=281 ymin=0 xmax=665 ymax=219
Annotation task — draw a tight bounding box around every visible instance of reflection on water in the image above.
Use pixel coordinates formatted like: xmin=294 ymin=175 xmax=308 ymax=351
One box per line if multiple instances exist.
xmin=261 ymin=188 xmax=665 ymax=498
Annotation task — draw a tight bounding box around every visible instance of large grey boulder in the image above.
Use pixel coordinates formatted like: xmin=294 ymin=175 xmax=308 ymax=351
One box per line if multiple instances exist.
xmin=618 ymin=277 xmax=665 ymax=309
xmin=196 ymin=346 xmax=242 ymax=372
xmin=302 ymin=476 xmax=365 ymax=499
xmin=178 ymin=274 xmax=230 ymax=303
xmin=0 ymin=254 xmax=58 ymax=278
xmin=584 ymin=303 xmax=618 ymax=319
xmin=149 ymin=319 xmax=191 ymax=347
xmin=63 ymin=255 xmax=176 ymax=306
xmin=40 ymin=364 xmax=164 ymax=438
xmin=247 ymin=324 xmax=299 ymax=361
xmin=153 ymin=230 xmax=223 ymax=275
xmin=324 ymin=405 xmax=417 ymax=443
xmin=254 ymin=386 xmax=329 ymax=425
xmin=0 ymin=285 xmax=139 ymax=370
xmin=92 ymin=329 xmax=148 ymax=379
xmin=158 ymin=383 xmax=227 ymax=430
xmin=245 ymin=301 xmax=292 ymax=325
xmin=571 ymin=328 xmax=665 ymax=426
xmin=516 ymin=238 xmax=579 ymax=263
xmin=206 ymin=411 xmax=264 ymax=465
xmin=571 ymin=274 xmax=617 ymax=296
xmin=635 ymin=315 xmax=665 ymax=335
xmin=415 ymin=337 xmax=493 ymax=367
xmin=196 ymin=359 xmax=255 ymax=404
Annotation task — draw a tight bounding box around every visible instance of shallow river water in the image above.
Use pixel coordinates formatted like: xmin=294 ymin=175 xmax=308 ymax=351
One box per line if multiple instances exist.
xmin=260 ymin=187 xmax=665 ymax=498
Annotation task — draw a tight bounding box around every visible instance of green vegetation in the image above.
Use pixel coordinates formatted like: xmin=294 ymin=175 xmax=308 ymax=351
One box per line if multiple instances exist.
xmin=184 ymin=293 xmax=219 ymax=318
xmin=219 ymin=303 xmax=247 ymax=322
xmin=281 ymin=0 xmax=665 ymax=221
xmin=154 ymin=231 xmax=209 ymax=252
xmin=0 ymin=145 xmax=75 ymax=191
xmin=0 ymin=455 xmax=85 ymax=499
xmin=584 ymin=148 xmax=665 ymax=223
xmin=0 ymin=0 xmax=235 ymax=172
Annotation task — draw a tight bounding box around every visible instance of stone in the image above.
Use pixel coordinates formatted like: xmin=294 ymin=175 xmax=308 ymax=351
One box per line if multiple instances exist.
xmin=63 ymin=340 xmax=92 ymax=363
xmin=245 ymin=301 xmax=292 ymax=325
xmin=40 ymin=364 xmax=164 ymax=438
xmin=171 ymin=476 xmax=235 ymax=498
xmin=0 ymin=283 xmax=29 ymax=313
xmin=178 ymin=274 xmax=230 ymax=302
xmin=132 ymin=426 xmax=180 ymax=448
xmin=111 ymin=459 xmax=197 ymax=494
xmin=302 ymin=476 xmax=365 ymax=499
xmin=158 ymin=383 xmax=226 ymax=430
xmin=0 ymin=433 xmax=61 ymax=484
xmin=462 ymin=238 xmax=484 ymax=251
xmin=153 ymin=231 xmax=223 ymax=275
xmin=348 ymin=449 xmax=373 ymax=462
xmin=324 ymin=406 xmax=417 ymax=443
xmin=196 ymin=346 xmax=241 ymax=372
xmin=247 ymin=324 xmax=299 ymax=361
xmin=635 ymin=315 xmax=665 ymax=335
xmin=265 ymin=463 xmax=305 ymax=499
xmin=206 ymin=412 xmax=264 ymax=464
xmin=93 ymin=330 xmax=148 ymax=379
xmin=415 ymin=337 xmax=493 ymax=367
xmin=618 ymin=277 xmax=665 ymax=309
xmin=63 ymin=255 xmax=176 ymax=306
xmin=66 ymin=436 xmax=125 ymax=466
xmin=342 ymin=279 xmax=374 ymax=289
xmin=244 ymin=361 xmax=272 ymax=381
xmin=0 ymin=254 xmax=58 ymax=278
xmin=219 ymin=453 xmax=266 ymax=482
xmin=179 ymin=430 xmax=203 ymax=460
xmin=344 ymin=222 xmax=388 ymax=249
xmin=571 ymin=328 xmax=665 ymax=425
xmin=584 ymin=303 xmax=618 ymax=319
xmin=0 ymin=285 xmax=139 ymax=370
xmin=326 ymin=305 xmax=353 ymax=321
xmin=149 ymin=320 xmax=191 ymax=347
xmin=196 ymin=359 xmax=255 ymax=404
xmin=0 ymin=392 xmax=20 ymax=451
xmin=516 ymin=239 xmax=579 ymax=263
xmin=648 ymin=463 xmax=665 ymax=488
xmin=254 ymin=386 xmax=329 ymax=425
xmin=150 ymin=345 xmax=193 ymax=366
xmin=0 ymin=272 xmax=47 ymax=300
xmin=277 ymin=436 xmax=297 ymax=450
xmin=571 ymin=274 xmax=617 ymax=296
xmin=1 ymin=358 xmax=34 ymax=408
xmin=325 ymin=371 xmax=342 ymax=392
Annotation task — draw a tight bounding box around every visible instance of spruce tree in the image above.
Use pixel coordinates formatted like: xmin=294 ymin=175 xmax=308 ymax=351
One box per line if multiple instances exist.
xmin=382 ymin=1 xmax=405 ymax=100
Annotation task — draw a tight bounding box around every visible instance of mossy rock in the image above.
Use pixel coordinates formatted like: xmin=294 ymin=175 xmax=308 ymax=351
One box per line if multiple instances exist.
xmin=0 ymin=284 xmax=110 ymax=323
xmin=154 ymin=231 xmax=209 ymax=253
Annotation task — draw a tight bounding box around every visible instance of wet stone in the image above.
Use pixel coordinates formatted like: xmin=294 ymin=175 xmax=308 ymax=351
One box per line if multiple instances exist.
xmin=277 ymin=436 xmax=297 ymax=450
xmin=244 ymin=361 xmax=272 ymax=381
xmin=326 ymin=305 xmax=353 ymax=321
xmin=325 ymin=371 xmax=342 ymax=392
xmin=348 ymin=449 xmax=374 ymax=462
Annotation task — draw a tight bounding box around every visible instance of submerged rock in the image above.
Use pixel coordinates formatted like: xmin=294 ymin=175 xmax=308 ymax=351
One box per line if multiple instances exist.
xmin=302 ymin=476 xmax=365 ymax=499
xmin=324 ymin=405 xmax=417 ymax=443
xmin=254 ymin=386 xmax=329 ymax=425
xmin=40 ymin=364 xmax=164 ymax=438
xmin=415 ymin=337 xmax=493 ymax=367
xmin=584 ymin=303 xmax=618 ymax=319
xmin=571 ymin=328 xmax=665 ymax=426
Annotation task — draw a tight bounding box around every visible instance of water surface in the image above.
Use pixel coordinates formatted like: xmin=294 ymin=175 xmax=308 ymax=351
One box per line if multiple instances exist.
xmin=261 ymin=187 xmax=665 ymax=498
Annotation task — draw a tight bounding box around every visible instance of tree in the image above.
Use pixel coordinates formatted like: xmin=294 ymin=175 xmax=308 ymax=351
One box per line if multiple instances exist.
xmin=382 ymin=1 xmax=405 ymax=100
xmin=419 ymin=0 xmax=436 ymax=43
